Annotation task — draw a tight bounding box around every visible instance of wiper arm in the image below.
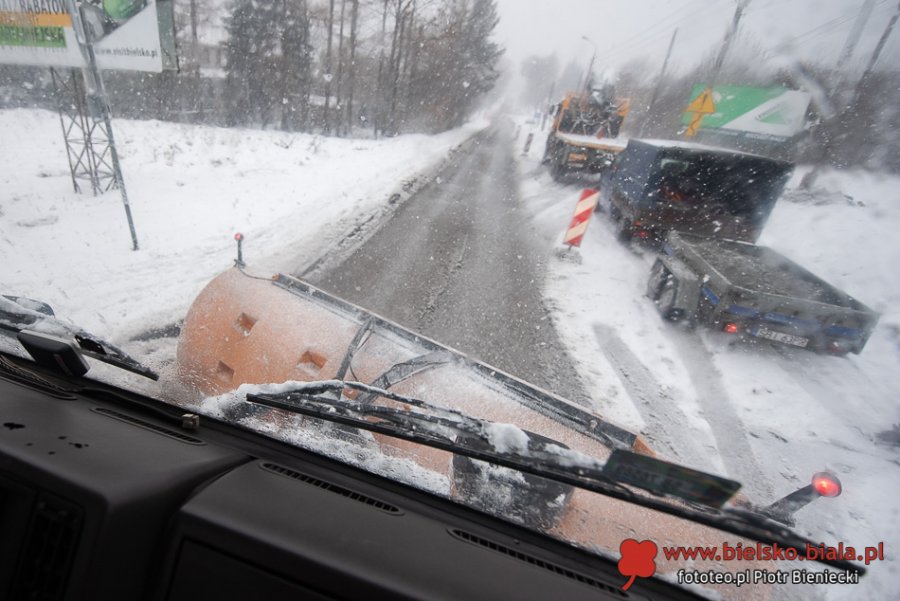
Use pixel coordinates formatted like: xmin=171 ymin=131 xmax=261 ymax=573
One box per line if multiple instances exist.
xmin=249 ymin=380 xmax=636 ymax=497
xmin=245 ymin=381 xmax=864 ymax=574
xmin=0 ymin=295 xmax=158 ymax=380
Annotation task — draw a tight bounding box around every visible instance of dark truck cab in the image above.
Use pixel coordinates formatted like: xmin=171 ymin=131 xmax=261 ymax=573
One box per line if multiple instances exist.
xmin=601 ymin=139 xmax=793 ymax=243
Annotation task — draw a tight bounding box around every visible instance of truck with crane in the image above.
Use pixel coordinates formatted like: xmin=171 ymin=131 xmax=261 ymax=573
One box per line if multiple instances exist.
xmin=542 ymin=91 xmax=630 ymax=181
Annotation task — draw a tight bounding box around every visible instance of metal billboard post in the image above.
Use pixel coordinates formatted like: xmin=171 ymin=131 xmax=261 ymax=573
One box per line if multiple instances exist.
xmin=50 ymin=67 xmax=117 ymax=195
xmin=64 ymin=0 xmax=140 ymax=251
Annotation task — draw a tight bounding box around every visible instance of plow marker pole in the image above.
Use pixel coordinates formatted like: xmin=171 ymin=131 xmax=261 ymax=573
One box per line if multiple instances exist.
xmin=563 ymin=188 xmax=600 ymax=247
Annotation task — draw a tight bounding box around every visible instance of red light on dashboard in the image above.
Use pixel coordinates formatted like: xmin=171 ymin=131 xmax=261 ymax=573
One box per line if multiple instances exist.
xmin=812 ymin=472 xmax=842 ymax=497
xmin=723 ymin=322 xmax=739 ymax=334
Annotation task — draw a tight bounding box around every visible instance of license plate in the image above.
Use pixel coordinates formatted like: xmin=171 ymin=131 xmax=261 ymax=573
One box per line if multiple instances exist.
xmin=755 ymin=327 xmax=808 ymax=348
xmin=567 ymin=152 xmax=587 ymax=161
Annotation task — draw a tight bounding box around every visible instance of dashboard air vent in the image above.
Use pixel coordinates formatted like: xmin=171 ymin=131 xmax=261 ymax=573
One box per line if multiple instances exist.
xmin=449 ymin=528 xmax=626 ymax=597
xmin=261 ymin=462 xmax=401 ymax=515
xmin=10 ymin=493 xmax=83 ymax=601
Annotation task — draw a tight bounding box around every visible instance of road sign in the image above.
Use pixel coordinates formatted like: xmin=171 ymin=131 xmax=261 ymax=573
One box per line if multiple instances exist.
xmin=683 ymin=86 xmax=716 ymax=137
xmin=685 ymin=87 xmax=716 ymax=114
xmin=563 ymin=188 xmax=600 ymax=247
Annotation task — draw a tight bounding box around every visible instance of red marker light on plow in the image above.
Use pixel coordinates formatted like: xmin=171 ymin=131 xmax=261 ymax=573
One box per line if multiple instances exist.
xmin=563 ymin=188 xmax=600 ymax=247
xmin=234 ymin=232 xmax=245 ymax=266
xmin=812 ymin=471 xmax=842 ymax=497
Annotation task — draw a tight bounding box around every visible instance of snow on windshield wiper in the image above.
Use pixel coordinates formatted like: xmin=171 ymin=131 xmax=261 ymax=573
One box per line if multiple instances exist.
xmin=248 ymin=379 xmax=637 ymax=497
xmin=0 ymin=294 xmax=158 ymax=380
xmin=245 ymin=379 xmax=864 ymax=575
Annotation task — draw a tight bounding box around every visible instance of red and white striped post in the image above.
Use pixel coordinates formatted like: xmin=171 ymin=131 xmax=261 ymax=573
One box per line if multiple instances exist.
xmin=563 ymin=188 xmax=600 ymax=247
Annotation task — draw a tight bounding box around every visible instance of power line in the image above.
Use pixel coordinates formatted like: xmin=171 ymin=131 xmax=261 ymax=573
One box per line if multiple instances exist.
xmin=756 ymin=1 xmax=890 ymax=59
xmin=601 ymin=0 xmax=726 ymax=65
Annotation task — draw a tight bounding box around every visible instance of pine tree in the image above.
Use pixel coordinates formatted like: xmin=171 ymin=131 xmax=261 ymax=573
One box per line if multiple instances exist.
xmin=225 ymin=0 xmax=311 ymax=129
xmin=279 ymin=0 xmax=312 ymax=131
xmin=224 ymin=0 xmax=274 ymax=126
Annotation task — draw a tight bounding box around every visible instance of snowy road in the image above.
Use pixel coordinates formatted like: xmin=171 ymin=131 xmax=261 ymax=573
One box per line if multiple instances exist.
xmin=305 ymin=125 xmax=591 ymax=405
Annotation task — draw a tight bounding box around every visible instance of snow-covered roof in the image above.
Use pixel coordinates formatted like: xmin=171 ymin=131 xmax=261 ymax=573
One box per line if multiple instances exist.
xmin=555 ymin=133 xmax=627 ymax=152
xmin=634 ymin=138 xmax=780 ymax=161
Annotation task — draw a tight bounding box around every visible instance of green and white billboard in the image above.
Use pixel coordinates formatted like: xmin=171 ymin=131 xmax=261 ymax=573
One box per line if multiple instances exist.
xmin=682 ymin=84 xmax=812 ymax=141
xmin=0 ymin=0 xmax=175 ymax=71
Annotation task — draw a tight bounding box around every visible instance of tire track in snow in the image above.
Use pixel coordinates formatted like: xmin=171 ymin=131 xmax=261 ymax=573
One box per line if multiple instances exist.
xmin=773 ymin=346 xmax=879 ymax=440
xmin=667 ymin=328 xmax=774 ymax=502
xmin=593 ymin=323 xmax=716 ymax=472
xmin=417 ymin=232 xmax=469 ymax=327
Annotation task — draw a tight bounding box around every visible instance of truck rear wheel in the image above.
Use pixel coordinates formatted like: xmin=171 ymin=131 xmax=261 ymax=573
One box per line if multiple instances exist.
xmin=657 ymin=279 xmax=681 ymax=321
xmin=550 ymin=151 xmax=566 ymax=182
xmin=614 ymin=215 xmax=633 ymax=243
xmin=646 ymin=260 xmax=668 ymax=300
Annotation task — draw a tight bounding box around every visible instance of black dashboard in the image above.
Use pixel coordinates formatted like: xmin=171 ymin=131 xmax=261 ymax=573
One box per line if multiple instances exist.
xmin=0 ymin=352 xmax=701 ymax=601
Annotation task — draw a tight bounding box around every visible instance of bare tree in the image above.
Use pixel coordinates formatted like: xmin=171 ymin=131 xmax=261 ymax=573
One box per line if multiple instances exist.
xmin=345 ymin=0 xmax=359 ymax=133
xmin=323 ymin=0 xmax=335 ymax=133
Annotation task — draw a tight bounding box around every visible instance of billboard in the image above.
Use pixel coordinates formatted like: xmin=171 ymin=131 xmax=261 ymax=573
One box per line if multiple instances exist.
xmin=681 ymin=85 xmax=812 ymax=141
xmin=0 ymin=0 xmax=175 ymax=71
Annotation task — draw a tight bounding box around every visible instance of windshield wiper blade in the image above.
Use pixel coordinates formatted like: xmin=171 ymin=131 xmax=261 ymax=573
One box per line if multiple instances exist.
xmin=245 ymin=380 xmax=865 ymax=575
xmin=0 ymin=295 xmax=158 ymax=380
xmin=248 ymin=380 xmax=636 ymax=496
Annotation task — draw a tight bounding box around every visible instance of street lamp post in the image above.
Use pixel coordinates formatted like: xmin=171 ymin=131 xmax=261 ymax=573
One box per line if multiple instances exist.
xmin=580 ymin=35 xmax=597 ymax=93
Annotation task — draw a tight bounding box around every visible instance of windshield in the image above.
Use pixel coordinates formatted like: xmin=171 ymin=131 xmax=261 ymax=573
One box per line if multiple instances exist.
xmin=2 ymin=0 xmax=899 ymax=598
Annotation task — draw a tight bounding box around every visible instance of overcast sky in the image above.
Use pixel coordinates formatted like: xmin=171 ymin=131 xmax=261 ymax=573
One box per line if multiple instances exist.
xmin=493 ymin=0 xmax=900 ymax=80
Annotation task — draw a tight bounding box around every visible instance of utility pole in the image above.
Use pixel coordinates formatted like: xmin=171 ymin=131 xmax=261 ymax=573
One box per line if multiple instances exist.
xmin=685 ymin=0 xmax=749 ymax=137
xmin=580 ymin=36 xmax=597 ymax=93
xmin=709 ymin=0 xmax=749 ymax=86
xmin=829 ymin=0 xmax=876 ymax=95
xmin=640 ymin=28 xmax=678 ymax=137
xmin=851 ymin=0 xmax=900 ymax=107
xmin=802 ymin=1 xmax=899 ymax=189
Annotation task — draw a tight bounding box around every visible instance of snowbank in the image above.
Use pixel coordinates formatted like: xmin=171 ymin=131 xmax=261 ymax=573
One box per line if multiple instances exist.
xmin=0 ymin=109 xmax=480 ymax=343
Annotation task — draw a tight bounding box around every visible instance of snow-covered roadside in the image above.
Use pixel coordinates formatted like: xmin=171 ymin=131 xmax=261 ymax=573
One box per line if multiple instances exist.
xmin=513 ymin=121 xmax=900 ymax=599
xmin=0 ymin=109 xmax=482 ymax=348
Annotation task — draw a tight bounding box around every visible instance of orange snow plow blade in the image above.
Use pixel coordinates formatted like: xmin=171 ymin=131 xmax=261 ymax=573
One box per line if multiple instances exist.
xmin=176 ymin=266 xmax=644 ymax=455
xmin=175 ymin=266 xmax=775 ymax=600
